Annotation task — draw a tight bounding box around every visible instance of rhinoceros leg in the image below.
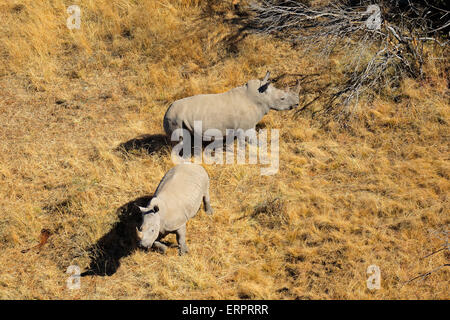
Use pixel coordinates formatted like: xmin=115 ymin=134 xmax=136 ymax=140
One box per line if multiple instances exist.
xmin=203 ymin=190 xmax=213 ymax=215
xmin=176 ymin=224 xmax=189 ymax=255
xmin=152 ymin=241 xmax=168 ymax=254
xmin=247 ymin=127 xmax=258 ymax=146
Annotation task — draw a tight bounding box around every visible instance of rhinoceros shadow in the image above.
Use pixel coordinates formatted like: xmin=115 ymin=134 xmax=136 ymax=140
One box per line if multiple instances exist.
xmin=117 ymin=132 xmax=240 ymax=159
xmin=116 ymin=134 xmax=169 ymax=155
xmin=81 ymin=195 xmax=151 ymax=277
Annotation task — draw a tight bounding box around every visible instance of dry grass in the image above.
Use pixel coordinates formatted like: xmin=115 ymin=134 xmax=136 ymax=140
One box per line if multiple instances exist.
xmin=0 ymin=0 xmax=448 ymax=299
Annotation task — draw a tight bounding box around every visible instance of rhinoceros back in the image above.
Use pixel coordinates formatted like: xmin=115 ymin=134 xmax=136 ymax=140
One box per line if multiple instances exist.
xmin=155 ymin=164 xmax=209 ymax=230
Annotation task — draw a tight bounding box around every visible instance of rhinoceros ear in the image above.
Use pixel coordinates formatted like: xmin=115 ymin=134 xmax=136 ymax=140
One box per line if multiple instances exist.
xmin=262 ymin=71 xmax=270 ymax=84
xmin=294 ymin=80 xmax=301 ymax=92
xmin=258 ymin=82 xmax=270 ymax=93
xmin=148 ymin=197 xmax=161 ymax=213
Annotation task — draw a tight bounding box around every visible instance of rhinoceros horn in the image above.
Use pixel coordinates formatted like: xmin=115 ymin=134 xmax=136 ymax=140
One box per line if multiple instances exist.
xmin=136 ymin=227 xmax=143 ymax=240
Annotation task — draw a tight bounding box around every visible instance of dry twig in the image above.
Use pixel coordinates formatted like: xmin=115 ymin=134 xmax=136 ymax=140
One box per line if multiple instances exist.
xmin=245 ymin=0 xmax=449 ymax=122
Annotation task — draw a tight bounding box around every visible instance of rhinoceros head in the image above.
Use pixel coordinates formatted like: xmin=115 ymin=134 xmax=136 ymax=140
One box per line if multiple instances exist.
xmin=136 ymin=197 xmax=161 ymax=248
xmin=246 ymin=71 xmax=299 ymax=111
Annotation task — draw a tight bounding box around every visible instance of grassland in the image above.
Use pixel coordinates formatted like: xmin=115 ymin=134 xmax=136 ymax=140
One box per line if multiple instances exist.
xmin=0 ymin=0 xmax=448 ymax=299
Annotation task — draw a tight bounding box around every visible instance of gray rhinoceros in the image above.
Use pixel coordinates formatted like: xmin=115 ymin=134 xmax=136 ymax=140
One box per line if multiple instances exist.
xmin=136 ymin=163 xmax=213 ymax=255
xmin=163 ymin=71 xmax=299 ymax=139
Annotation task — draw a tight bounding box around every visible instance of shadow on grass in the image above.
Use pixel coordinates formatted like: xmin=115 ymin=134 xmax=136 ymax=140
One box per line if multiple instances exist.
xmin=81 ymin=195 xmax=152 ymax=277
xmin=116 ymin=134 xmax=169 ymax=155
xmin=117 ymin=132 xmax=243 ymax=159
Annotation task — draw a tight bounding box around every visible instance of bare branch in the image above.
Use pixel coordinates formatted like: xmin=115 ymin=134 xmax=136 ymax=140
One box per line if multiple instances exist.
xmin=244 ymin=0 xmax=449 ymax=122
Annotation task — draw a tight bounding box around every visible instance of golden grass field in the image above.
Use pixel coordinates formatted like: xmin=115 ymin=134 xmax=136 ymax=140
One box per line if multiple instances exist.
xmin=0 ymin=0 xmax=448 ymax=299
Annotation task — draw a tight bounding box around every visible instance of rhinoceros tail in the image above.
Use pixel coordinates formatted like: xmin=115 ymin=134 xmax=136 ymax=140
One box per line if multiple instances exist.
xmin=163 ymin=104 xmax=176 ymax=137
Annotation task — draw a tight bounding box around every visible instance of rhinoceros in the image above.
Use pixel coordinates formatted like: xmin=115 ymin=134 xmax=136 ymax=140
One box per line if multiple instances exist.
xmin=163 ymin=71 xmax=299 ymax=140
xmin=136 ymin=163 xmax=213 ymax=255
